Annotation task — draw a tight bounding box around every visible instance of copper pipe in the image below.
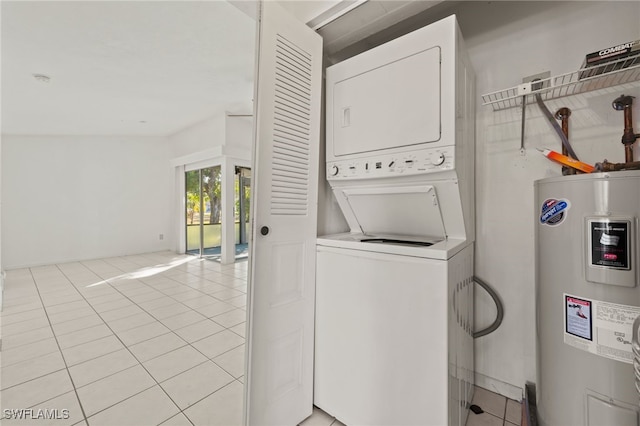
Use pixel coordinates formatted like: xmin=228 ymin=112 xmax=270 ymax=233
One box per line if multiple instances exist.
xmin=612 ymin=95 xmax=640 ymax=163
xmin=554 ymin=108 xmax=574 ymax=175
xmin=595 ymin=160 xmax=640 ymax=172
xmin=623 ymin=103 xmax=635 ymax=162
xmin=625 ymin=145 xmax=634 ymax=163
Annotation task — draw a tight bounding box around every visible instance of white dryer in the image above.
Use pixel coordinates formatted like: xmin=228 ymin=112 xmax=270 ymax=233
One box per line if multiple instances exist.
xmin=314 ymin=15 xmax=476 ymax=426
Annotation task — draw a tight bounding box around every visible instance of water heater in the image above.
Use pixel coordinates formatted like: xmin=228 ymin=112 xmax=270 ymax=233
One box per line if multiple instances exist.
xmin=535 ymin=170 xmax=640 ymax=425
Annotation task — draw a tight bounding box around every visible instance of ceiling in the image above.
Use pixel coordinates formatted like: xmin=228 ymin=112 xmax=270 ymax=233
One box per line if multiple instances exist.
xmin=1 ymin=1 xmax=256 ymax=136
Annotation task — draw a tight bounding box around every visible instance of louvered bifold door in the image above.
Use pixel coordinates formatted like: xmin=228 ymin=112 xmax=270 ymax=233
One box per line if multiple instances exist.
xmin=245 ymin=1 xmax=322 ymax=425
xmin=271 ymin=35 xmax=312 ymax=216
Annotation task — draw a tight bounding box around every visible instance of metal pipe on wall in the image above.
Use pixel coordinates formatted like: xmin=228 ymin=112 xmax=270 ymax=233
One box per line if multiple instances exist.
xmin=612 ymin=94 xmax=639 ymax=163
xmin=555 ymin=107 xmax=574 ymax=175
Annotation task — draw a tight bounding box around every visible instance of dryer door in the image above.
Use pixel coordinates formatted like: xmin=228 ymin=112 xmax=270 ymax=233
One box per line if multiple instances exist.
xmin=328 ymin=45 xmax=441 ymax=157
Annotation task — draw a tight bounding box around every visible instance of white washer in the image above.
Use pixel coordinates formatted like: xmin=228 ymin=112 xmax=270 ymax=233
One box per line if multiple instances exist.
xmin=315 ymin=239 xmax=474 ymax=426
xmin=314 ymin=15 xmax=476 ymax=426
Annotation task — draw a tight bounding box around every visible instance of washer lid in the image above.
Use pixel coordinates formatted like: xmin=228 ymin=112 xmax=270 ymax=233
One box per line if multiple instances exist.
xmin=336 ymin=185 xmax=446 ymax=241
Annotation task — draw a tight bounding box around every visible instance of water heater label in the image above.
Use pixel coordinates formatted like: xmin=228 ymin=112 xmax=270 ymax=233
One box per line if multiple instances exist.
xmin=589 ymin=220 xmax=630 ymax=270
xmin=540 ymin=198 xmax=571 ymax=226
xmin=564 ymin=293 xmax=640 ymax=364
xmin=565 ymin=295 xmax=592 ymax=340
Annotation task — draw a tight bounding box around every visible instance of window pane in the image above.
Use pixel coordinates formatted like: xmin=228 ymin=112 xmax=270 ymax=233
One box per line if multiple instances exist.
xmin=185 ymin=169 xmax=202 ymax=254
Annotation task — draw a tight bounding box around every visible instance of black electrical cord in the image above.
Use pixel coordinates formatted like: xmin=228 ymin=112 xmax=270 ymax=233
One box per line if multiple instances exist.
xmin=473 ymin=275 xmax=504 ymax=338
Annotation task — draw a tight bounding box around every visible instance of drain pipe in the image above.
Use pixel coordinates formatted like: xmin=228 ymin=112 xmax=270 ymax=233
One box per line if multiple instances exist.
xmin=473 ymin=276 xmax=504 ymax=339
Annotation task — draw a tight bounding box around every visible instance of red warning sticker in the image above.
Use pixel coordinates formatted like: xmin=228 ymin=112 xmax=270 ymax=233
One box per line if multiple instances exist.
xmin=565 ymin=296 xmax=592 ymax=340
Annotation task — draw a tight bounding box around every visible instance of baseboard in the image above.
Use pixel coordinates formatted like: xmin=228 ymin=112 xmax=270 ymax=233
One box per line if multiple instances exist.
xmin=3 ymin=249 xmax=176 ymax=270
xmin=475 ymin=372 xmax=524 ymax=401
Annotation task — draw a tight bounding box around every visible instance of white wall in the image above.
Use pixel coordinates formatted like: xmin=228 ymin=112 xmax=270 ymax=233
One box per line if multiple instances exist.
xmin=2 ymin=135 xmax=172 ymax=269
xmin=168 ymin=113 xmax=226 ymax=160
xmin=167 ymin=112 xmax=252 ymax=165
xmin=455 ymin=1 xmax=640 ymax=397
xmin=225 ymin=115 xmax=253 ymax=152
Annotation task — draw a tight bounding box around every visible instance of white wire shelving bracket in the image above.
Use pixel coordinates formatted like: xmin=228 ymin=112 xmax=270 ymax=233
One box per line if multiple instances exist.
xmin=481 ymin=52 xmax=640 ymax=111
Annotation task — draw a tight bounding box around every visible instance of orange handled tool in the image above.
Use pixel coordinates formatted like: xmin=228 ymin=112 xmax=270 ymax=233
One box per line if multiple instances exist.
xmin=538 ymin=148 xmax=595 ymax=173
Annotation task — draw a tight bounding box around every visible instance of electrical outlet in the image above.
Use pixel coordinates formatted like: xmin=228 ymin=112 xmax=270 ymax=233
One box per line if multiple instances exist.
xmin=523 ymin=71 xmax=551 ymax=90
xmin=159 ymin=234 xmax=164 ymax=240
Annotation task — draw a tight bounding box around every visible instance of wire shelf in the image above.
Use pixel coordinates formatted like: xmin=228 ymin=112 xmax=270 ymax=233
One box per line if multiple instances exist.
xmin=481 ymin=52 xmax=640 ymax=111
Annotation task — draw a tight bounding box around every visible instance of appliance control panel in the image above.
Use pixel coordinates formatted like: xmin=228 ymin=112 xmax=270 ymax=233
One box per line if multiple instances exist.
xmin=327 ymin=147 xmax=454 ymax=180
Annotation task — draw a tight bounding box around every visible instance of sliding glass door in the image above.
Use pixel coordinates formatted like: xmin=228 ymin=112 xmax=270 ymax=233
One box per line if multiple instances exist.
xmin=185 ymin=166 xmax=222 ymax=258
xmin=235 ymin=167 xmax=251 ymax=259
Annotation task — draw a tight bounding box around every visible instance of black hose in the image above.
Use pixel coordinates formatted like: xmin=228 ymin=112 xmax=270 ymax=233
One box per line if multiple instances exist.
xmin=535 ymin=93 xmax=580 ymax=161
xmin=473 ymin=275 xmax=504 ymax=338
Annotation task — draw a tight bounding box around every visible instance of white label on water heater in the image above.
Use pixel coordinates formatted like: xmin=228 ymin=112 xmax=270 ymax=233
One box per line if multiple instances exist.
xmin=564 ymin=293 xmax=640 ymax=364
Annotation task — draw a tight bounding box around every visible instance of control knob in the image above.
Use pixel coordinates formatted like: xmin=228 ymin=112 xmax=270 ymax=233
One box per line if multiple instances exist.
xmin=430 ymin=152 xmax=445 ymax=166
xmin=329 ymin=165 xmax=339 ymax=176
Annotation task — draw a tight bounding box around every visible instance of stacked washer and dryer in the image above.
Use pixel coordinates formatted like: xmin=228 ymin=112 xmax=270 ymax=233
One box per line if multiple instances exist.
xmin=314 ymin=15 xmax=476 ymax=426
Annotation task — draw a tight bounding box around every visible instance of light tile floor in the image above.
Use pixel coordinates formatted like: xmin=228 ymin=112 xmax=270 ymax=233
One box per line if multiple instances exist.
xmin=1 ymin=250 xmax=521 ymax=426
xmin=1 ymin=252 xmax=247 ymax=426
xmin=466 ymin=387 xmax=522 ymax=426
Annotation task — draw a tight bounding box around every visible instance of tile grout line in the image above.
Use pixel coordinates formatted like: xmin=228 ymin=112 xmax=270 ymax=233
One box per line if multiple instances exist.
xmin=0 ymin=277 xmax=46 ymax=356
xmin=94 ymin=256 xmax=242 ymax=311
xmin=83 ymin=256 xmax=247 ymax=345
xmin=54 ymin=261 xmax=194 ymax=426
xmin=54 ymin=296 xmax=235 ymax=365
xmin=107 ymin=258 xmax=249 ymax=392
xmin=72 ymin=364 xmax=161 ymax=425
xmin=1 ymin=324 xmax=55 ymax=348
xmin=1 ymin=338 xmax=61 ymax=369
xmin=101 ymin=255 xmax=249 ymax=420
xmin=0 ymin=302 xmax=46 ymax=318
xmin=117 ymin=256 xmax=247 ymax=420
xmin=0 ymin=306 xmax=48 ymax=327
xmin=17 ymin=266 xmax=91 ymax=425
xmin=63 ymin=255 xmax=247 ymax=423
xmin=89 ymin=262 xmax=245 ymax=340
xmin=4 ymin=254 xmax=247 ymax=426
